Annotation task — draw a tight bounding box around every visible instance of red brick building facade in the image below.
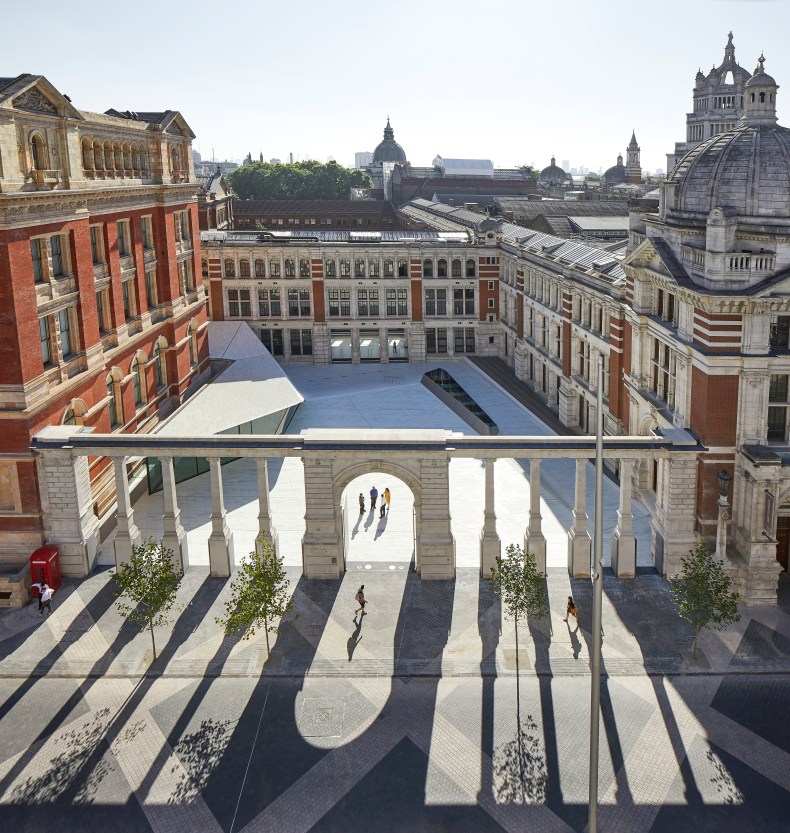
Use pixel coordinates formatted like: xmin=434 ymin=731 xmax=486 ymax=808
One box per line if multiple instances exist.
xmin=0 ymin=75 xmax=209 ymax=560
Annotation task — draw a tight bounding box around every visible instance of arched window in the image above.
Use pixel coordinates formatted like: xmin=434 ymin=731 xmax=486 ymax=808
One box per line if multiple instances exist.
xmin=466 ymin=259 xmax=476 ymax=277
xmin=122 ymin=143 xmax=132 ymax=171
xmin=106 ymin=372 xmax=120 ymax=428
xmin=285 ymin=258 xmax=296 ymax=277
xmin=325 ymin=258 xmax=336 ymax=277
xmin=384 ymin=259 xmax=394 ymax=277
xmin=31 ymin=134 xmax=47 ymax=170
xmin=224 ymin=259 xmax=235 ymax=277
xmin=299 ymin=258 xmax=310 ymax=277
xmin=93 ymin=140 xmax=103 ymax=169
xmin=355 ymin=258 xmax=365 ymax=277
xmin=139 ymin=146 xmax=149 ymax=173
xmin=103 ymin=141 xmax=113 ymax=173
xmin=62 ymin=399 xmax=86 ymax=426
xmin=201 ymin=258 xmax=208 ymax=278
xmin=153 ymin=343 xmax=166 ymax=389
xmin=437 ymin=259 xmax=448 ymax=277
xmin=451 ymin=259 xmax=462 ymax=277
xmin=239 ymin=258 xmax=250 ymax=278
xmin=131 ymin=357 xmax=143 ymax=406
xmin=398 ymin=258 xmax=408 ymax=277
xmin=255 ymin=258 xmax=265 ymax=277
xmin=81 ymin=140 xmax=93 ymax=170
xmin=113 ymin=143 xmax=123 ymax=171
xmin=131 ymin=143 xmax=140 ymax=170
xmin=62 ymin=408 xmax=76 ymax=426
xmin=422 ymin=259 xmax=433 ymax=278
xmin=340 ymin=259 xmax=351 ymax=277
xmin=751 ymin=93 xmax=756 ymax=103
xmin=760 ymin=92 xmax=766 ymax=103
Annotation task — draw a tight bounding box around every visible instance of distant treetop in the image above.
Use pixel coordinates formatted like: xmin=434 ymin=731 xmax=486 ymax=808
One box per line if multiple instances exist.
xmin=228 ymin=160 xmax=373 ymax=201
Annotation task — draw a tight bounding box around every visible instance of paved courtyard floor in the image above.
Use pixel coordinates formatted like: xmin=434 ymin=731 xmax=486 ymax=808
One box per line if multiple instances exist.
xmin=2 ymin=359 xmax=789 ymax=831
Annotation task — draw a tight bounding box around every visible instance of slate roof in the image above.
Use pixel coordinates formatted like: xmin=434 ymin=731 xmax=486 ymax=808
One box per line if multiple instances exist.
xmin=494 ymin=198 xmax=631 ymax=223
xmin=233 ymin=200 xmax=396 ymax=215
xmin=104 ymin=109 xmax=167 ymax=123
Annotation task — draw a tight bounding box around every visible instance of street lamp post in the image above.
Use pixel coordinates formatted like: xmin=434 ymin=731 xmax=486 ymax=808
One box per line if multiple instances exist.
xmin=588 ymin=357 xmax=604 ymax=833
xmin=715 ymin=469 xmax=732 ymax=561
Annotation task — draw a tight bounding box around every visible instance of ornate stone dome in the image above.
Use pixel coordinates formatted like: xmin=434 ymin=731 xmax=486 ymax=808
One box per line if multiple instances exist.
xmin=372 ymin=118 xmax=407 ymax=164
xmin=666 ymin=55 xmax=790 ymax=220
xmin=538 ymin=156 xmax=568 ymax=186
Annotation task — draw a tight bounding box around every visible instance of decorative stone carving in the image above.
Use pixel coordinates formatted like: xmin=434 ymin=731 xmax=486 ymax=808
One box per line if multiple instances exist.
xmin=13 ymin=88 xmax=58 ymax=115
xmin=167 ymin=122 xmax=185 ymax=135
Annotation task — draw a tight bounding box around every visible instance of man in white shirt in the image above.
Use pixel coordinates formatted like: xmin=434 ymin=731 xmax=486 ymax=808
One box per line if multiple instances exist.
xmin=32 ymin=582 xmax=54 ymax=616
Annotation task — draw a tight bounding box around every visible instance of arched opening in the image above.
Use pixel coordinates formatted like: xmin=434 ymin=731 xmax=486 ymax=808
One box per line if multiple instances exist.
xmin=31 ymin=133 xmax=47 ymax=170
xmin=334 ymin=464 xmax=421 ymax=574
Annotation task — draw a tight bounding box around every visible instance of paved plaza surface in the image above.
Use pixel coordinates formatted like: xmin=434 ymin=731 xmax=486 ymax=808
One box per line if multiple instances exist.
xmin=2 ymin=360 xmax=790 ymax=831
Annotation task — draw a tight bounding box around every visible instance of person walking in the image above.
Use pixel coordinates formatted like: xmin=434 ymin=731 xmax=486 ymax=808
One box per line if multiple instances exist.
xmin=370 ymin=486 xmax=378 ymax=511
xmin=33 ymin=581 xmax=55 ymax=617
xmin=354 ymin=584 xmax=367 ymax=617
xmin=563 ymin=595 xmax=578 ymax=624
xmin=380 ymin=500 xmax=386 ymax=518
xmin=359 ymin=492 xmax=365 ymax=515
xmin=383 ymin=487 xmax=391 ymax=514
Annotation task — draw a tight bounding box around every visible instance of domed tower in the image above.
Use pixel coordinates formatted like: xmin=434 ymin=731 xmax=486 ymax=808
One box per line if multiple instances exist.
xmin=538 ymin=156 xmax=569 ymax=188
xmin=625 ymin=130 xmax=641 ymax=184
xmin=666 ymin=32 xmax=751 ymax=173
xmin=366 ymin=117 xmax=408 ymax=194
xmin=603 ymin=153 xmax=626 ymax=186
xmin=660 ymin=54 xmax=787 ymax=290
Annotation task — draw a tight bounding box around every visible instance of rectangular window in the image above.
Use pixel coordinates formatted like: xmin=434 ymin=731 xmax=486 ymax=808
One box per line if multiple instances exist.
xmin=651 ymin=339 xmax=676 ymax=408
xmin=328 ymin=288 xmax=339 ymax=317
xmin=340 ymin=288 xmax=351 ymax=317
xmin=146 ymin=270 xmax=157 ymax=307
xmin=50 ymin=235 xmax=63 ymax=277
xmin=425 ymin=289 xmax=436 ymax=316
xmin=96 ymin=290 xmax=108 ymax=333
xmin=290 ymin=328 xmax=313 ymax=356
xmin=358 ymin=289 xmax=368 ymax=317
xmin=31 ymin=238 xmax=44 ymax=282
xmin=39 ymin=317 xmax=51 ymax=364
xmin=270 ymin=288 xmax=281 ymax=316
xmin=117 ymin=222 xmax=130 ymax=257
xmin=142 ymin=216 xmax=154 ymax=250
xmin=122 ymin=279 xmax=135 ymax=320
xmin=228 ymin=288 xmax=239 ymax=317
xmin=386 ymin=288 xmax=396 ymax=316
xmin=240 ymin=289 xmax=251 ymax=317
xmin=58 ymin=309 xmax=72 ymax=357
xmin=258 ymin=289 xmax=269 ymax=317
xmin=180 ymin=212 xmax=190 ymax=241
xmin=288 ymin=288 xmax=299 ymax=317
xmin=398 ymin=288 xmax=408 ymax=316
xmin=770 ymin=316 xmax=790 ymax=349
xmin=452 ymin=288 xmax=475 ymax=316
xmin=90 ymin=226 xmax=103 ymax=265
xmin=426 ymin=328 xmax=447 ymax=354
xmin=299 ymin=288 xmax=311 ymax=317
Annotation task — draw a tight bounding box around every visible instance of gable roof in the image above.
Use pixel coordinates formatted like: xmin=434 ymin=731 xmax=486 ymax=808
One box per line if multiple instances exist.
xmin=0 ymin=74 xmax=83 ymax=120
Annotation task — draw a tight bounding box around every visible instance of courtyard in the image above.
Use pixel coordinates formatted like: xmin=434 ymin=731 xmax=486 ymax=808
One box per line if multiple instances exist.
xmin=1 ymin=359 xmax=789 ymax=831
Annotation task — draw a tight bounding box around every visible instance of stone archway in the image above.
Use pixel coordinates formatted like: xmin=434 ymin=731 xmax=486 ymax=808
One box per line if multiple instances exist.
xmin=332 ymin=460 xmax=422 ymax=573
xmin=301 ymin=442 xmax=455 ymax=580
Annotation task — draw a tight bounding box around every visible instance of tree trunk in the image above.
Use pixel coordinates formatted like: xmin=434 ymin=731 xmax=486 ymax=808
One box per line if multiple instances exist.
xmin=514 ymin=615 xmax=519 ymax=677
xmin=149 ymin=618 xmax=157 ymax=661
xmin=264 ymin=614 xmax=270 ymax=655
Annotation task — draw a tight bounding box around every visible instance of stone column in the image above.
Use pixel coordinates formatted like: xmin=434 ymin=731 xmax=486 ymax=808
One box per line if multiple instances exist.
xmin=418 ymin=456 xmax=455 ymax=579
xmin=160 ymin=455 xmax=188 ymax=573
xmin=207 ymin=457 xmax=235 ymax=577
xmin=255 ymin=457 xmax=278 ymax=554
xmin=567 ymin=458 xmax=591 ymax=577
xmin=525 ymin=458 xmax=547 ymax=573
xmin=611 ymin=459 xmax=636 ymax=578
xmin=480 ymin=458 xmax=500 ymax=578
xmin=113 ymin=457 xmax=142 ymax=568
xmin=301 ymin=457 xmax=342 ymax=578
xmin=34 ymin=426 xmax=99 ymax=577
xmin=380 ymin=327 xmax=390 ymax=363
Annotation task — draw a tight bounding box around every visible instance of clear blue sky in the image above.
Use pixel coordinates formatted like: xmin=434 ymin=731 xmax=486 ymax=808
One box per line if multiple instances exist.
xmin=5 ymin=0 xmax=789 ymax=173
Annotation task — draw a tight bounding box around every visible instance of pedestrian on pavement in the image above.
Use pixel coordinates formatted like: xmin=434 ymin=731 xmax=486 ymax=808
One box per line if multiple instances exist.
xmin=380 ymin=500 xmax=386 ymax=518
xmin=370 ymin=486 xmax=378 ymax=510
xmin=384 ymin=487 xmax=391 ymax=513
xmin=359 ymin=492 xmax=365 ymax=515
xmin=563 ymin=595 xmax=578 ymax=624
xmin=355 ymin=584 xmax=367 ymax=617
xmin=33 ymin=581 xmax=54 ymax=617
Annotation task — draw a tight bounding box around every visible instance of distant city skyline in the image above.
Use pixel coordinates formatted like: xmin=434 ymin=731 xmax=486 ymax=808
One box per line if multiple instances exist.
xmin=3 ymin=0 xmax=787 ymax=174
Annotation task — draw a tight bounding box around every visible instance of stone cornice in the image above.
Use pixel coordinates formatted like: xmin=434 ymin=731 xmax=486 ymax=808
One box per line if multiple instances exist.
xmin=0 ymin=185 xmax=198 ymax=228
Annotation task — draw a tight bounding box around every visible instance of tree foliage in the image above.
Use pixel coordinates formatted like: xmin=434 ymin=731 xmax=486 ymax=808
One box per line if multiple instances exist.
xmin=113 ymin=538 xmax=183 ymax=661
xmin=488 ymin=544 xmax=548 ymax=670
xmin=228 ymin=160 xmax=372 ymax=201
xmin=216 ymin=536 xmax=294 ymax=653
xmin=519 ymin=165 xmax=540 ymax=181
xmin=669 ymin=539 xmax=741 ymax=658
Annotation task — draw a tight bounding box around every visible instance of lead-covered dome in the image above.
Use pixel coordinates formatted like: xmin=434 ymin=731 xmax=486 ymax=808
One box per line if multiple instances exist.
xmin=666 ymin=55 xmax=789 ymax=220
xmin=539 ymin=156 xmax=569 ymax=186
xmin=372 ymin=118 xmax=407 ymax=164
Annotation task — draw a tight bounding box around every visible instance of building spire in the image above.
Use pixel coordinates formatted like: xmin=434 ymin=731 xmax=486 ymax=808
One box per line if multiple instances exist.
xmin=383 ymin=117 xmax=394 ymax=140
xmin=628 ymin=130 xmax=639 ymax=150
xmin=724 ymin=30 xmax=735 ymax=63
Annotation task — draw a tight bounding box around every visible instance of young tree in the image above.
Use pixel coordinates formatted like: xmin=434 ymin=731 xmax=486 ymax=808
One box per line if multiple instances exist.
xmin=113 ymin=538 xmax=183 ymax=661
xmin=216 ymin=536 xmax=294 ymax=654
xmin=488 ymin=544 xmax=548 ymax=671
xmin=670 ymin=539 xmax=741 ymax=659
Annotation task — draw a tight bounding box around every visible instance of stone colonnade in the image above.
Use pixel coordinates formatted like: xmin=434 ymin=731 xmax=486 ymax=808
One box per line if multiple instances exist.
xmin=32 ymin=427 xmax=700 ymax=583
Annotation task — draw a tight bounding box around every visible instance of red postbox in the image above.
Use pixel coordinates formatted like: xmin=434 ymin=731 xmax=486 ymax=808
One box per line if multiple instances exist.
xmin=29 ymin=545 xmax=62 ymax=595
